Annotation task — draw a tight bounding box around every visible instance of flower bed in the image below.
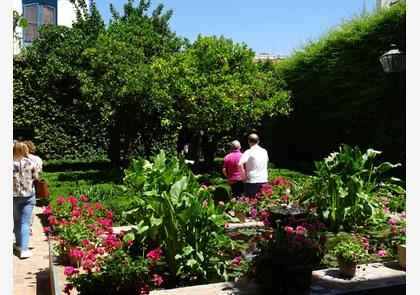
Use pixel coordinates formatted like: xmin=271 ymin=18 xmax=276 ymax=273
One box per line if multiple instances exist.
xmin=42 ymin=148 xmax=406 ymax=294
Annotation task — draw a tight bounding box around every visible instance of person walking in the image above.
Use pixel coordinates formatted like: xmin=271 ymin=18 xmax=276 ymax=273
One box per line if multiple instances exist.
xmin=13 ymin=141 xmax=39 ymax=259
xmin=222 ymin=140 xmax=244 ymax=198
xmin=24 ymin=140 xmax=43 ymax=235
xmin=24 ymin=140 xmax=43 ymax=174
xmin=238 ymin=133 xmax=269 ymax=198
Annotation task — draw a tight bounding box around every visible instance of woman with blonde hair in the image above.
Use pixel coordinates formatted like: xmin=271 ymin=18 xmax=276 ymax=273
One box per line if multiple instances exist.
xmin=13 ymin=141 xmax=38 ymax=259
xmin=23 ymin=140 xmax=43 ymax=174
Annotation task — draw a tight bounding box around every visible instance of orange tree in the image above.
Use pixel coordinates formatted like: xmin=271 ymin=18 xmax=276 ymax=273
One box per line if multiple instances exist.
xmin=150 ymin=35 xmax=291 ymax=170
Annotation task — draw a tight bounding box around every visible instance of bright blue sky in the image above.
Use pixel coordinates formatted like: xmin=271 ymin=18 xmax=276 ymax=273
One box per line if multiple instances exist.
xmin=96 ymin=0 xmax=377 ymax=56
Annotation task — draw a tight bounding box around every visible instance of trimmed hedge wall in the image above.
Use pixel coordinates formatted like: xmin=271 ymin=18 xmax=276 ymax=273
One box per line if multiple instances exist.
xmin=260 ymin=3 xmax=406 ymax=178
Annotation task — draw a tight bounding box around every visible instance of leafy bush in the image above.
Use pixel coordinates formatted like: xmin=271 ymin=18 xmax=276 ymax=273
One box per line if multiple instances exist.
xmin=250 ymin=221 xmax=327 ymax=294
xmin=121 ymin=151 xmax=236 ymax=284
xmin=333 ymin=236 xmax=370 ymax=264
xmin=302 ymin=144 xmax=405 ymax=232
xmin=261 ymin=3 xmax=406 ymax=177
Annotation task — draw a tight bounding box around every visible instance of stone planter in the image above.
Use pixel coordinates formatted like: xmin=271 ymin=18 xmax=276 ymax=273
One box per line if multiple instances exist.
xmin=397 ymin=244 xmax=406 ymax=269
xmin=268 ymin=204 xmax=307 ymax=228
xmin=337 ymin=254 xmax=357 ymax=277
xmin=256 ymin=265 xmax=313 ymax=295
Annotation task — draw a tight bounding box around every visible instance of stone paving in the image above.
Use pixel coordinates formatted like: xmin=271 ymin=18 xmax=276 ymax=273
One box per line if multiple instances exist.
xmin=13 ymin=204 xmax=50 ymax=295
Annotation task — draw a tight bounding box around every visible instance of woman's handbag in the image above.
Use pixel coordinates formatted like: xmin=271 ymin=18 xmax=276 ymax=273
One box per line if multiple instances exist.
xmin=34 ymin=179 xmax=51 ymax=200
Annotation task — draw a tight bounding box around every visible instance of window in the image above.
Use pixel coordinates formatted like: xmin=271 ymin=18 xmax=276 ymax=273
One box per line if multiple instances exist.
xmin=22 ymin=1 xmax=57 ymax=44
xmin=23 ymin=4 xmax=38 ymax=43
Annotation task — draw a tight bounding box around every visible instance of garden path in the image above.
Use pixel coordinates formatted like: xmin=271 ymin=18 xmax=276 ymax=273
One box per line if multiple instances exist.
xmin=13 ymin=204 xmax=50 ymax=295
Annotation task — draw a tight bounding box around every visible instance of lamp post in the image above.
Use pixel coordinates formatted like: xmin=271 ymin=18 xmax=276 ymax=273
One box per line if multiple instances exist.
xmin=379 ymin=44 xmax=406 ymax=73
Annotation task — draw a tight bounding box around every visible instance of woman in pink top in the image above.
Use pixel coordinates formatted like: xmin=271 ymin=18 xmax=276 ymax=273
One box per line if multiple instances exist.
xmin=222 ymin=140 xmax=244 ymax=198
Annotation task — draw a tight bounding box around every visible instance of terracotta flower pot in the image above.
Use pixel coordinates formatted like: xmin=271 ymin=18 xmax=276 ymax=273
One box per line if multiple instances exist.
xmin=397 ymin=244 xmax=406 ymax=269
xmin=337 ymin=254 xmax=357 ymax=277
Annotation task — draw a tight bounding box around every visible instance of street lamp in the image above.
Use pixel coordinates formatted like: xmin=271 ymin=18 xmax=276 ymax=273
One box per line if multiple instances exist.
xmin=379 ymin=44 xmax=405 ymax=73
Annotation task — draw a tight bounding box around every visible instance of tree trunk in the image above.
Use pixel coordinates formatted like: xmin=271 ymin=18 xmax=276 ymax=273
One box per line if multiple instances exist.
xmin=108 ymin=124 xmax=121 ymax=167
xmin=202 ymin=135 xmax=217 ymax=172
xmin=122 ymin=120 xmax=138 ymax=169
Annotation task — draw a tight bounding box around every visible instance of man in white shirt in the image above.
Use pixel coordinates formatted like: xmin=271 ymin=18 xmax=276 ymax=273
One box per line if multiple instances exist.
xmin=238 ymin=133 xmax=269 ymax=198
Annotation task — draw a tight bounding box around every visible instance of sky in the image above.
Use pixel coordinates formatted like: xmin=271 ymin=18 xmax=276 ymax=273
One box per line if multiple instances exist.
xmin=94 ymin=0 xmax=377 ymax=56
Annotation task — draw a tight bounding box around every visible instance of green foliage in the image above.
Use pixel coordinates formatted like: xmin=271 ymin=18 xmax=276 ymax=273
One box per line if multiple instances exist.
xmin=13 ymin=0 xmax=184 ymax=163
xmin=82 ymin=0 xmax=186 ymax=163
xmin=261 ymin=3 xmax=406 ymax=177
xmin=302 ymin=144 xmax=405 ymax=232
xmin=151 ymin=35 xmax=291 ymax=166
xmin=13 ymin=10 xmax=27 ymax=51
xmin=121 ymin=151 xmax=236 ymax=283
xmin=49 ymin=195 xmax=113 ymax=248
xmin=333 ymin=236 xmax=370 ymax=264
xmin=57 ymin=220 xmax=95 ymax=247
xmin=250 ymin=223 xmax=327 ymax=293
xmin=13 ymin=1 xmax=107 ymax=160
xmin=68 ymin=248 xmax=162 ymax=295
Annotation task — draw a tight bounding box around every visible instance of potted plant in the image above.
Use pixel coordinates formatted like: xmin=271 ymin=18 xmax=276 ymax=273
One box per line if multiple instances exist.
xmin=333 ymin=236 xmax=370 ymax=277
xmin=229 ymin=196 xmax=254 ymax=221
xmin=389 ymin=212 xmax=406 ymax=269
xmin=250 ymin=221 xmax=327 ymax=294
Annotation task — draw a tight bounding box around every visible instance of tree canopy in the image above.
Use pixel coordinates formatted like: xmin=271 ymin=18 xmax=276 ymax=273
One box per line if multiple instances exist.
xmin=13 ymin=0 xmax=291 ymax=169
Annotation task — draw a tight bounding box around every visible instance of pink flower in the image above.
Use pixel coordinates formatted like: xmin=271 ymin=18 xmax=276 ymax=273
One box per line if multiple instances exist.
xmin=43 ymin=226 xmax=51 ymax=233
xmin=250 ymin=209 xmax=258 ymax=217
xmin=106 ymin=210 xmax=113 ymax=219
xmin=260 ymin=210 xmax=268 ymax=218
xmin=105 ymin=234 xmax=123 ymax=248
xmin=280 ymin=195 xmax=289 ymax=203
xmin=146 ymin=247 xmax=163 ymax=262
xmin=97 ymin=217 xmax=113 ymax=227
xmin=152 ymin=274 xmax=163 ymax=286
xmin=377 ymin=250 xmax=387 ymax=258
xmin=231 ymin=256 xmax=241 ymax=267
xmin=80 ymin=194 xmax=88 ymax=202
xmin=64 ymin=266 xmax=78 ymax=276
xmin=218 ymin=201 xmax=225 ymax=206
xmin=201 ymin=200 xmax=208 ymax=208
xmin=296 ymin=226 xmax=306 ymax=234
xmin=284 ymin=226 xmax=294 ymax=234
xmin=67 ymin=196 xmax=78 ymax=205
xmin=42 ymin=204 xmax=52 ymax=215
xmin=69 ymin=247 xmax=84 ymax=259
xmin=389 ymin=214 xmax=401 ymax=225
xmin=81 ymin=240 xmax=91 ymax=247
xmin=383 ymin=207 xmax=390 ymax=214
xmin=57 ymin=196 xmax=66 ymax=203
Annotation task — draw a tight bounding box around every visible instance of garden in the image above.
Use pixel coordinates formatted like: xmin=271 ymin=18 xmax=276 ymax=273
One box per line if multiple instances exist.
xmin=13 ymin=0 xmax=406 ymax=294
xmin=39 ymin=144 xmax=406 ymax=294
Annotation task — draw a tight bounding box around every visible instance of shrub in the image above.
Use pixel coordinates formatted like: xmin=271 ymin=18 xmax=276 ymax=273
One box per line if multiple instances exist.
xmin=121 ymin=151 xmax=237 ymax=284
xmin=301 ymin=144 xmax=405 ymax=231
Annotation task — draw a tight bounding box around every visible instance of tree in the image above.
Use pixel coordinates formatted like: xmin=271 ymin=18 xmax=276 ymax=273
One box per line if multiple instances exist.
xmin=80 ymin=0 xmax=187 ymax=165
xmin=13 ymin=0 xmax=107 ymax=160
xmin=152 ymin=35 xmax=291 ymax=170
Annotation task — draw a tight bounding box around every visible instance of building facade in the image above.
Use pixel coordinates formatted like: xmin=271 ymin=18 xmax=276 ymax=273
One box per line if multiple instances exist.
xmin=253 ymin=53 xmax=287 ymax=62
xmin=376 ymin=0 xmax=405 ymax=10
xmin=13 ymin=0 xmax=80 ymax=55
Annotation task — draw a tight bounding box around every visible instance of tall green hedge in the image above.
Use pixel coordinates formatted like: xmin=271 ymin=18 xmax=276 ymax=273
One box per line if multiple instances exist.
xmin=260 ymin=3 xmax=406 ymax=178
